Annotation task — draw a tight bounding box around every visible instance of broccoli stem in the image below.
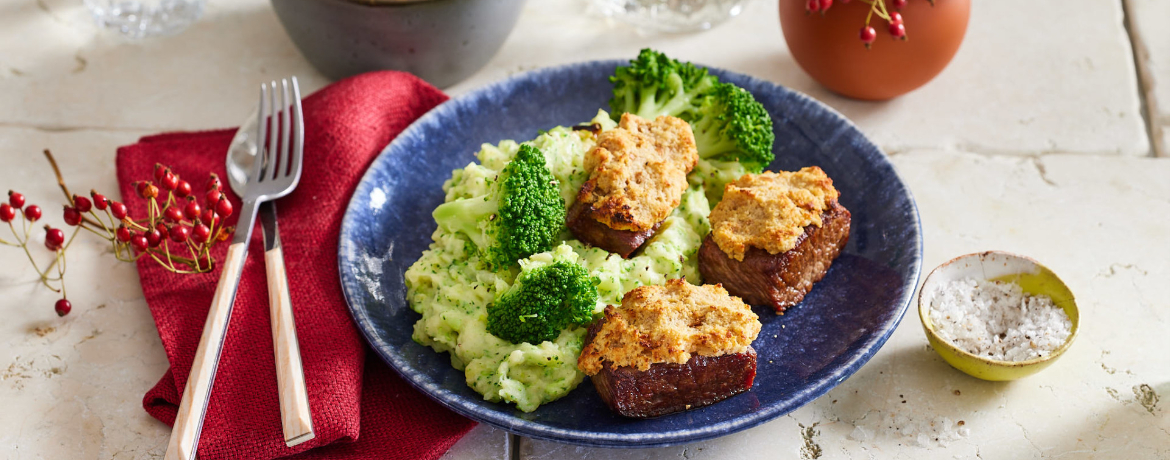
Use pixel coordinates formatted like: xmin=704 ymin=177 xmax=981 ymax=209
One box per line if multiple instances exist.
xmin=636 ymin=88 xmax=661 ymax=119
xmin=692 ymin=115 xmax=740 ymax=160
xmin=616 ymin=91 xmax=638 ymax=116
xmin=635 ymin=74 xmax=717 ymax=120
xmin=433 ymin=195 xmax=498 ymax=250
xmin=660 ymin=76 xmax=715 ymax=118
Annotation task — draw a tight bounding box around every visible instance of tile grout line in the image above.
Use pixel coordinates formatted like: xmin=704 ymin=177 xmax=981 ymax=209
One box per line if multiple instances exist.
xmin=510 ymin=433 xmax=521 ymax=460
xmin=0 ymin=122 xmax=165 ymax=133
xmin=1120 ymin=0 xmax=1166 ymax=158
xmin=0 ymin=121 xmax=197 ymax=133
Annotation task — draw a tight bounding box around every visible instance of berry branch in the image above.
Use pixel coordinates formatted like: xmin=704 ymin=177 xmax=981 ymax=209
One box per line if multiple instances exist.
xmin=2 ymin=150 xmax=235 ymax=317
xmin=807 ymin=0 xmax=933 ymax=48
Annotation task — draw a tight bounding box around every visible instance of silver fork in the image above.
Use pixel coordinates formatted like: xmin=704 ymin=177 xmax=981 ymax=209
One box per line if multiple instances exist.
xmin=165 ymin=78 xmax=304 ymax=460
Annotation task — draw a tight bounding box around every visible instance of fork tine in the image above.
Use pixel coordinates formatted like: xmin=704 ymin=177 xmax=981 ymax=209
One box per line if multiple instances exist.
xmin=265 ymin=79 xmax=281 ymax=182
xmin=278 ymin=78 xmax=292 ymax=180
xmin=253 ymin=82 xmax=271 ymax=185
xmin=288 ymin=77 xmax=304 ymax=181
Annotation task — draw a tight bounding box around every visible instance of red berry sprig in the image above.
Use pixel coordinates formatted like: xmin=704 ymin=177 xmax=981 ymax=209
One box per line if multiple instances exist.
xmin=108 ymin=164 xmax=234 ymax=273
xmin=812 ymin=0 xmax=931 ymax=48
xmin=1 ymin=150 xmax=237 ymax=318
xmin=1 ymin=193 xmax=74 ymax=316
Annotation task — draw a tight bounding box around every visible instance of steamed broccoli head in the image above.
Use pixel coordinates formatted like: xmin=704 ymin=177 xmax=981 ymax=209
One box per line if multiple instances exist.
xmin=609 ymin=49 xmax=719 ymax=121
xmin=608 ymin=50 xmax=775 ymax=203
xmin=487 ymin=260 xmax=599 ymax=345
xmin=690 ymin=83 xmax=775 ymax=173
xmin=432 ymin=144 xmax=566 ymax=270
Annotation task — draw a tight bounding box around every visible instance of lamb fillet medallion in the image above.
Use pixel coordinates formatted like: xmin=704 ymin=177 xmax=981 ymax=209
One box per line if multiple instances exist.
xmin=578 ymin=279 xmax=761 ymax=418
xmin=699 ymin=167 xmax=851 ymax=313
xmin=567 ymin=113 xmax=698 ymax=258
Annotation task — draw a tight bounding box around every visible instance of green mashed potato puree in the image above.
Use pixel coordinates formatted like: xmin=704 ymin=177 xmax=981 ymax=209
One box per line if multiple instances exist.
xmin=404 ymin=110 xmax=713 ymax=412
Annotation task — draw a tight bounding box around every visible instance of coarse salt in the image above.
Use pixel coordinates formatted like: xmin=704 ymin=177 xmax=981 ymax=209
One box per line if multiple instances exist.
xmin=927 ymin=277 xmax=1071 ymax=362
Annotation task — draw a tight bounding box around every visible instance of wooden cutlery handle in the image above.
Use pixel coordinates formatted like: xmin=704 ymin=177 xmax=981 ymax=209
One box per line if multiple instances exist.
xmin=165 ymin=242 xmax=248 ymax=460
xmin=265 ymin=246 xmax=315 ymax=446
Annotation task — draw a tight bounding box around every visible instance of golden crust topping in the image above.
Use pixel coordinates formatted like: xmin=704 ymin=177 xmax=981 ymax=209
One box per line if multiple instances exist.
xmin=577 ymin=279 xmax=761 ymax=375
xmin=576 ymin=114 xmax=699 ymax=232
xmin=709 ymin=167 xmax=840 ymax=261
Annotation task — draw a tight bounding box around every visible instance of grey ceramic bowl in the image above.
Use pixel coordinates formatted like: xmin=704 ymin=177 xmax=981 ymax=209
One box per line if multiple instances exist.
xmin=271 ymin=0 xmax=526 ymax=88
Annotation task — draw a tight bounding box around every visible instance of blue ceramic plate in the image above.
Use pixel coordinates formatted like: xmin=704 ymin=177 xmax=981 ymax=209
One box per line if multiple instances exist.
xmin=338 ymin=60 xmax=922 ymax=448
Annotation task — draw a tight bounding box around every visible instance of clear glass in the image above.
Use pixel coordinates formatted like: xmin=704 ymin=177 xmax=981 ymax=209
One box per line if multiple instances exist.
xmin=83 ymin=0 xmax=205 ymax=39
xmin=589 ymin=0 xmax=746 ymax=33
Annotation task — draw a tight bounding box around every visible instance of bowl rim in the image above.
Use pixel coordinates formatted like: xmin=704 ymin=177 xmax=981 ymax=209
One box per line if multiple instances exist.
xmin=917 ymin=250 xmax=1079 ymax=368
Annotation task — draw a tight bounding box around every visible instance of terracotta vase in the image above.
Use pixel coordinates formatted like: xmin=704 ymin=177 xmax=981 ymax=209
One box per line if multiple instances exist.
xmin=779 ymin=0 xmax=970 ymax=101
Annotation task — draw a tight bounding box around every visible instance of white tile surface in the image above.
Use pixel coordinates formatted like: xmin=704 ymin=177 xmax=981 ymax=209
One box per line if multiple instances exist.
xmin=0 ymin=0 xmax=1149 ymax=155
xmin=523 ymin=151 xmax=1170 ymax=459
xmin=0 ymin=0 xmax=1164 ymax=458
xmin=0 ymin=0 xmax=328 ymax=131
xmin=0 ymin=127 xmax=169 ymax=459
xmin=451 ymin=0 xmax=1149 ymax=156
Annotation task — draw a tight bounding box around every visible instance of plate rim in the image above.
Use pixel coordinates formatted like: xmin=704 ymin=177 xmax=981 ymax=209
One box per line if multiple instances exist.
xmin=337 ymin=59 xmax=924 ymax=448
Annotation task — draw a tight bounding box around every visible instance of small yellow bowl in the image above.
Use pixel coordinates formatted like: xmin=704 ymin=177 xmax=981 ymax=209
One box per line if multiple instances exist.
xmin=918 ymin=251 xmax=1079 ymax=381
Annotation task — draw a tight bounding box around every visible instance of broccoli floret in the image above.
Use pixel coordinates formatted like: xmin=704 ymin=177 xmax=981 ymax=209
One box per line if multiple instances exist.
xmin=608 ymin=50 xmax=775 ymax=204
xmin=432 ymin=144 xmax=566 ymax=270
xmin=689 ymin=83 xmax=775 ymax=173
xmin=487 ymin=258 xmax=599 ymax=345
xmin=609 ymin=49 xmax=719 ymax=121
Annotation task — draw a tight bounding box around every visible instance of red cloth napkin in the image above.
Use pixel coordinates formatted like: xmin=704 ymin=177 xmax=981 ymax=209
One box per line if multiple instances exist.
xmin=115 ymin=72 xmax=475 ymax=460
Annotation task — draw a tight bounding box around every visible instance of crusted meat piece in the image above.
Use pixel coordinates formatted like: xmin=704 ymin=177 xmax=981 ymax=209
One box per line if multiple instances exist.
xmin=578 ymin=280 xmax=760 ymax=418
xmin=700 ymin=200 xmax=851 ymax=313
xmin=578 ymin=279 xmax=760 ymax=375
xmin=590 ymin=344 xmax=757 ymax=418
xmin=709 ymin=167 xmax=839 ymax=262
xmin=573 ymin=113 xmax=698 ymax=233
xmin=565 ymin=200 xmax=661 ymax=259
